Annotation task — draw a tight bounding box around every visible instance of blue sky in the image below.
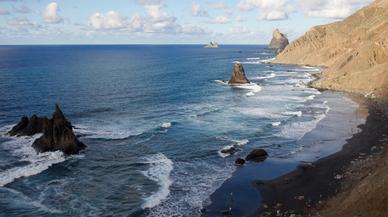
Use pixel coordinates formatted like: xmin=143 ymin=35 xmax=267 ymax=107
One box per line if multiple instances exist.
xmin=0 ymin=0 xmax=372 ymax=44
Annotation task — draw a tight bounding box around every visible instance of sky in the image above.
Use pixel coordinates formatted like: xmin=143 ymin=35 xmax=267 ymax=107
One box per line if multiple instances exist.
xmin=0 ymin=0 xmax=372 ymax=45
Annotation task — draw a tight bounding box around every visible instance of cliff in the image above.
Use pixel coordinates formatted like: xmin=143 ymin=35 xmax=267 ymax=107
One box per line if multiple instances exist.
xmin=273 ymin=0 xmax=388 ymax=98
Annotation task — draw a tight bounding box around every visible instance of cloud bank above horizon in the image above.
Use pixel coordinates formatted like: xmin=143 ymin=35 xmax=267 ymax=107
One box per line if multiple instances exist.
xmin=0 ymin=0 xmax=372 ymax=44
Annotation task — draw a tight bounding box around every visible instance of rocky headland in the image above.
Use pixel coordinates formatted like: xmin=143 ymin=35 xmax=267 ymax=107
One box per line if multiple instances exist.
xmin=8 ymin=104 xmax=86 ymax=155
xmin=257 ymin=0 xmax=388 ymax=216
xmin=273 ymin=0 xmax=388 ymax=98
xmin=268 ymin=29 xmax=289 ymax=52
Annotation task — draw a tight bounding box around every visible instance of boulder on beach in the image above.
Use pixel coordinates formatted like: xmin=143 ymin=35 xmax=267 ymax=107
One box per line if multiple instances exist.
xmin=228 ymin=63 xmax=250 ymax=85
xmin=9 ymin=104 xmax=86 ymax=155
xmin=268 ymin=29 xmax=289 ymax=51
xmin=246 ymin=149 xmax=268 ymax=161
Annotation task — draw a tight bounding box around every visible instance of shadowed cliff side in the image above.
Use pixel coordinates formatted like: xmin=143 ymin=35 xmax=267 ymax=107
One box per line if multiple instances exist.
xmin=273 ymin=0 xmax=388 ymax=98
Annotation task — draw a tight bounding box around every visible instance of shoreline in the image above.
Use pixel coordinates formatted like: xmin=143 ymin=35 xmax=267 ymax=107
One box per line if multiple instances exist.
xmin=256 ymin=98 xmax=388 ymax=216
xmin=203 ymin=90 xmax=369 ymax=216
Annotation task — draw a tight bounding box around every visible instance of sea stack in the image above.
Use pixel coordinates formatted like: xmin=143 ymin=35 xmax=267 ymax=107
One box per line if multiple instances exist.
xmin=9 ymin=104 xmax=86 ymax=155
xmin=228 ymin=63 xmax=250 ymax=85
xmin=268 ymin=29 xmax=289 ymax=51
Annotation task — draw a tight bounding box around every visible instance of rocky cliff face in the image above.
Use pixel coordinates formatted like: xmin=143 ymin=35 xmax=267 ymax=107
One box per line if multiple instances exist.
xmin=274 ymin=0 xmax=388 ymax=97
xmin=269 ymin=29 xmax=289 ymax=51
xmin=228 ymin=63 xmax=250 ymax=84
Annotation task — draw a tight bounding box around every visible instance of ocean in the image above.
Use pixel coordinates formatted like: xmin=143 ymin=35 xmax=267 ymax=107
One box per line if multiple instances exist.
xmin=0 ymin=45 xmax=337 ymax=216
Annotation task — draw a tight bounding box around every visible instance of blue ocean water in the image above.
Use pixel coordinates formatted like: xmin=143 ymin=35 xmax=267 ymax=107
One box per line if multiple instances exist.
xmin=0 ymin=45 xmax=329 ymax=216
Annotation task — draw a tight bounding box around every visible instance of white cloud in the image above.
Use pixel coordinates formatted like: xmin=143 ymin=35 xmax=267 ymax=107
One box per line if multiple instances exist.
xmin=192 ymin=1 xmax=209 ymax=17
xmin=229 ymin=25 xmax=253 ymax=34
xmin=42 ymin=2 xmax=63 ymax=23
xmin=238 ymin=0 xmax=290 ymax=20
xmin=89 ymin=11 xmax=127 ymax=30
xmin=298 ymin=0 xmax=372 ymax=19
xmin=211 ymin=16 xmax=231 ymax=24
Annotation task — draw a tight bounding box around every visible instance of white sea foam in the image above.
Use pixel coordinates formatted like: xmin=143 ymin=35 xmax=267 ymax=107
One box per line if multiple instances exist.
xmin=255 ymin=73 xmax=276 ymax=80
xmin=246 ymin=92 xmax=255 ymax=97
xmin=246 ymin=57 xmax=261 ymax=60
xmin=278 ymin=114 xmax=326 ymax=140
xmin=0 ymin=134 xmax=66 ymax=187
xmin=160 ymin=122 xmax=172 ymax=129
xmin=141 ymin=153 xmax=174 ymax=209
xmin=146 ymin=160 xmax=234 ymax=217
xmin=74 ymin=125 xmax=142 ymax=140
xmin=217 ymin=138 xmax=249 ymax=158
xmin=260 ymin=57 xmax=276 ymax=63
xmin=213 ymin=80 xmax=228 ymax=85
xmin=272 ymin=122 xmax=281 ymax=127
xmin=306 ymin=95 xmax=316 ymax=101
xmin=283 ymin=111 xmax=303 ymax=117
xmin=232 ymin=83 xmax=262 ymax=93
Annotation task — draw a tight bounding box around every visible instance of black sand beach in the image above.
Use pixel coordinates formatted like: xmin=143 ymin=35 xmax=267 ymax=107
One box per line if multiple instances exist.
xmin=203 ymin=92 xmax=370 ymax=216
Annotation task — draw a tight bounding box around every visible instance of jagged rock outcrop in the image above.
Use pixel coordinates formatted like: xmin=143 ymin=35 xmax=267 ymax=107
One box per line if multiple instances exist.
xmin=228 ymin=63 xmax=250 ymax=85
xmin=273 ymin=0 xmax=388 ymax=97
xmin=8 ymin=115 xmax=49 ymax=137
xmin=205 ymin=41 xmax=219 ymax=48
xmin=9 ymin=104 xmax=86 ymax=155
xmin=269 ymin=29 xmax=289 ymax=51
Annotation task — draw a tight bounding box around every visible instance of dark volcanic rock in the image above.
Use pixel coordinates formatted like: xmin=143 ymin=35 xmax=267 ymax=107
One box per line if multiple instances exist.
xmin=268 ymin=29 xmax=289 ymax=51
xmin=8 ymin=115 xmax=49 ymax=137
xmin=246 ymin=149 xmax=268 ymax=161
xmin=228 ymin=63 xmax=250 ymax=85
xmin=235 ymin=158 xmax=245 ymax=165
xmin=9 ymin=104 xmax=86 ymax=155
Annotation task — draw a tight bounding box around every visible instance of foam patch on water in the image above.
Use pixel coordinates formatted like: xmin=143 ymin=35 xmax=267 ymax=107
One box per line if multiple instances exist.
xmin=146 ymin=160 xmax=234 ymax=217
xmin=254 ymin=73 xmax=276 ymax=80
xmin=278 ymin=113 xmax=327 ymax=140
xmin=282 ymin=111 xmax=303 ymax=117
xmin=246 ymin=57 xmax=261 ymax=60
xmin=0 ymin=133 xmax=66 ymax=187
xmin=217 ymin=138 xmax=249 ymax=158
xmin=141 ymin=153 xmax=174 ymax=209
xmin=74 ymin=125 xmax=146 ymax=140
xmin=213 ymin=80 xmax=228 ymax=85
xmin=232 ymin=83 xmax=262 ymax=93
xmin=160 ymin=122 xmax=172 ymax=129
xmin=272 ymin=122 xmax=281 ymax=127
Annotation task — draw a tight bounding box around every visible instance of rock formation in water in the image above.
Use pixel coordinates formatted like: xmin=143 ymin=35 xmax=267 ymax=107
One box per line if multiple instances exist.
xmin=8 ymin=115 xmax=49 ymax=137
xmin=9 ymin=104 xmax=86 ymax=155
xmin=245 ymin=149 xmax=268 ymax=161
xmin=268 ymin=29 xmax=289 ymax=51
xmin=273 ymin=0 xmax=388 ymax=97
xmin=205 ymin=41 xmax=219 ymax=48
xmin=228 ymin=63 xmax=250 ymax=85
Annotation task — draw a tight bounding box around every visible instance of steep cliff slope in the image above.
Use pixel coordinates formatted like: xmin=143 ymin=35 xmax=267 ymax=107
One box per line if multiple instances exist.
xmin=274 ymin=0 xmax=388 ymax=97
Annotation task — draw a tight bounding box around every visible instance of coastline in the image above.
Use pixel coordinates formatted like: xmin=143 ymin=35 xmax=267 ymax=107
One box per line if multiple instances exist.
xmin=256 ymin=98 xmax=388 ymax=217
xmin=203 ymin=90 xmax=369 ymax=216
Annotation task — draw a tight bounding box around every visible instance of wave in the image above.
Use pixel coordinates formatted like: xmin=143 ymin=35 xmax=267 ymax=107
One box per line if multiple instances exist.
xmin=0 ymin=134 xmax=66 ymax=187
xmin=260 ymin=57 xmax=276 ymax=63
xmin=278 ymin=114 xmax=326 ymax=140
xmin=246 ymin=57 xmax=261 ymax=60
xmin=217 ymin=138 xmax=249 ymax=158
xmin=160 ymin=122 xmax=172 ymax=129
xmin=213 ymin=80 xmax=228 ymax=85
xmin=254 ymin=73 xmax=276 ymax=80
xmin=272 ymin=122 xmax=282 ymax=127
xmin=141 ymin=153 xmax=174 ymax=209
xmin=282 ymin=111 xmax=303 ymax=117
xmin=232 ymin=83 xmax=262 ymax=93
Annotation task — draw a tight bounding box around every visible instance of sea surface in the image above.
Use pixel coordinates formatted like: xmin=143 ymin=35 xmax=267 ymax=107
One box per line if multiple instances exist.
xmin=0 ymin=45 xmax=333 ymax=216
